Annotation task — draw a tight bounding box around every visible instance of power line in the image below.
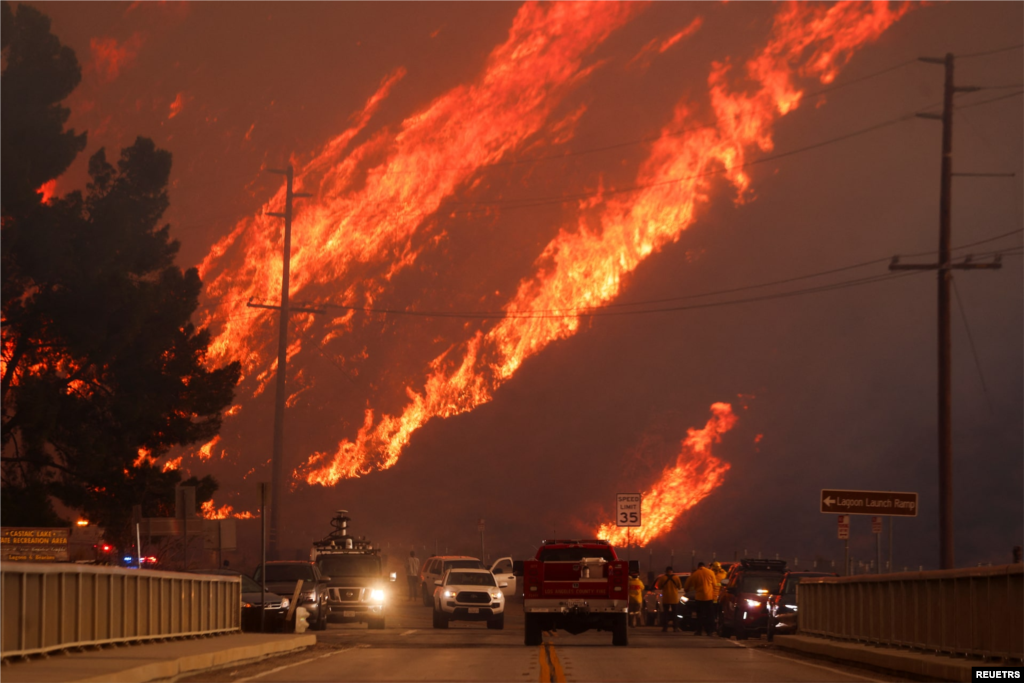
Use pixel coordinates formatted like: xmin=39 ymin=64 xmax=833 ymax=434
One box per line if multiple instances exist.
xmin=245 ymin=231 xmax=1019 ymax=322
xmin=951 ymin=277 xmax=994 ymax=415
xmin=442 ymin=112 xmax=920 ymax=212
xmin=957 ymin=43 xmax=1024 ymax=60
xmin=956 ymin=90 xmax=1023 ymax=111
xmin=318 ymin=269 xmax=936 ymax=321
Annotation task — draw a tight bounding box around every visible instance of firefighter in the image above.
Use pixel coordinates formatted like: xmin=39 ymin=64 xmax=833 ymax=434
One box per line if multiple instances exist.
xmin=654 ymin=566 xmax=683 ymax=632
xmin=628 ymin=572 xmax=645 ymax=627
xmin=684 ymin=561 xmax=718 ymax=636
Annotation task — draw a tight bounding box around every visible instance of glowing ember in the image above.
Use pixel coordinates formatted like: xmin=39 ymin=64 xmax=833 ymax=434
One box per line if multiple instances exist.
xmin=36 ymin=179 xmax=58 ymax=204
xmin=300 ymin=2 xmax=909 ymax=486
xmin=133 ymin=447 xmax=157 ymax=468
xmin=596 ymin=402 xmax=736 ymax=546
xmin=162 ymin=456 xmax=182 ymax=472
xmin=196 ymin=436 xmax=221 ymax=461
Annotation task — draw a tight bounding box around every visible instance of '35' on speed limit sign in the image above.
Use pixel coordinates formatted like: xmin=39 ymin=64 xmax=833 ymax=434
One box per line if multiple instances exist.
xmin=616 ymin=493 xmax=641 ymax=527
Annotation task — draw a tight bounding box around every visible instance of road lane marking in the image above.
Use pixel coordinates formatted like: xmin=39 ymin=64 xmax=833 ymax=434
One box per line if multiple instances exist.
xmin=724 ymin=639 xmax=883 ymax=682
xmin=235 ymin=643 xmax=370 ymax=682
xmin=539 ymin=642 xmax=566 ymax=683
xmin=400 ymin=629 xmax=417 ymax=636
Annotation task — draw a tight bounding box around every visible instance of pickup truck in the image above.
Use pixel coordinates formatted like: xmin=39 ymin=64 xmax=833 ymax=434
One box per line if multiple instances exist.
xmin=513 ymin=539 xmax=635 ymax=646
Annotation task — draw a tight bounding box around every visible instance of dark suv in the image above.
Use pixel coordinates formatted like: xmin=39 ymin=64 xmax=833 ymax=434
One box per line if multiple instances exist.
xmin=253 ymin=561 xmax=331 ymax=631
xmin=717 ymin=558 xmax=787 ymax=640
xmin=766 ymin=570 xmax=836 ymax=640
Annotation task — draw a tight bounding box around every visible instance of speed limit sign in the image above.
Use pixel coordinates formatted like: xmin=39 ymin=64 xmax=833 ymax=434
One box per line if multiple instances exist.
xmin=616 ymin=493 xmax=641 ymax=527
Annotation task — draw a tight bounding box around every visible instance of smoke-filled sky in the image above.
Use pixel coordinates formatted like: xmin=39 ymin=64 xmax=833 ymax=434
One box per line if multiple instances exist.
xmin=37 ymin=1 xmax=1022 ymax=570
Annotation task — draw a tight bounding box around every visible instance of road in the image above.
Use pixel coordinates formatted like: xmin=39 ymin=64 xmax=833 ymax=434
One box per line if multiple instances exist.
xmin=183 ymin=600 xmax=896 ymax=683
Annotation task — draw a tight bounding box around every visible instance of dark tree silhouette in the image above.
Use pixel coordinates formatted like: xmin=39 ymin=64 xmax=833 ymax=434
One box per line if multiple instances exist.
xmin=1 ymin=2 xmax=241 ymax=548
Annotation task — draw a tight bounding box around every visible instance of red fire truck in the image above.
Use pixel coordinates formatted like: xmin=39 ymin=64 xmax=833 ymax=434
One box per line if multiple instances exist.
xmin=514 ymin=539 xmax=635 ymax=646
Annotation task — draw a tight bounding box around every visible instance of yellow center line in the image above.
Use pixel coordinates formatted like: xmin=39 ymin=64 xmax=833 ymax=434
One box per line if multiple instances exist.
xmin=539 ymin=641 xmax=567 ymax=683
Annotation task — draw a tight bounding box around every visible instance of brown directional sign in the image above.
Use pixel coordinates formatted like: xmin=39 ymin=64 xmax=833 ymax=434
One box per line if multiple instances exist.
xmin=820 ymin=489 xmax=918 ymax=517
xmin=1 ymin=527 xmax=70 ymax=562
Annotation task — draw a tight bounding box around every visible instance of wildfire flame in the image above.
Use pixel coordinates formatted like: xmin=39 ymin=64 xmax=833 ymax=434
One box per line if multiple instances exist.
xmin=300 ymin=2 xmax=910 ymax=486
xmin=200 ymin=500 xmax=255 ymax=519
xmin=596 ymin=402 xmax=736 ymax=546
xmin=198 ymin=1 xmax=641 ymax=382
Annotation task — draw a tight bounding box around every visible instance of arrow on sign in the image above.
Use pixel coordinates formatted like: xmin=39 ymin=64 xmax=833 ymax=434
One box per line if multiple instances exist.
xmin=823 ymin=496 xmax=835 ymax=507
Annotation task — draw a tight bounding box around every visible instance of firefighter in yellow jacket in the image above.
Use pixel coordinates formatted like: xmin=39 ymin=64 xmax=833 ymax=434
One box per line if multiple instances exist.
xmin=684 ymin=562 xmax=718 ymax=636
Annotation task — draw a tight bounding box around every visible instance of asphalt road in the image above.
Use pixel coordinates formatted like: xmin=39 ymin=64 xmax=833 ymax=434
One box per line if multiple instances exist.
xmin=182 ymin=599 xmax=901 ymax=682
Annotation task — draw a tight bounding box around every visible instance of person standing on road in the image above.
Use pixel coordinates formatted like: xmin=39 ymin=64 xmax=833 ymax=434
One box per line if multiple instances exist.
xmin=628 ymin=572 xmax=645 ymax=628
xmin=405 ymin=550 xmax=421 ymax=601
xmin=654 ymin=566 xmax=683 ymax=632
xmin=710 ymin=561 xmax=728 ymax=630
xmin=684 ymin=561 xmax=718 ymax=636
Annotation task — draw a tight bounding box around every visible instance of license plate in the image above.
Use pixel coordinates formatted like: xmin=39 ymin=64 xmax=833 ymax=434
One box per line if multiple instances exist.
xmin=342 ymin=611 xmax=355 ymax=617
xmin=567 ymin=599 xmax=585 ymax=608
xmin=468 ymin=607 xmax=480 ymax=614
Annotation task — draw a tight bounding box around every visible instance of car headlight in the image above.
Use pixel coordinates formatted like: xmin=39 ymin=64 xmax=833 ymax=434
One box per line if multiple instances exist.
xmin=280 ymin=598 xmax=290 ymax=609
xmin=679 ymin=596 xmax=689 ymax=603
xmin=443 ymin=589 xmax=456 ymax=599
xmin=489 ymin=590 xmax=502 ymax=600
xmin=746 ymin=599 xmax=762 ymax=608
xmin=785 ymin=604 xmax=797 ymax=611
xmin=370 ymin=589 xmax=385 ymax=603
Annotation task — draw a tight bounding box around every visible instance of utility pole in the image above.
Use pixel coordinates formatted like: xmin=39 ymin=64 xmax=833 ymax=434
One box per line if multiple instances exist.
xmin=891 ymin=53 xmax=1002 ymax=570
xmin=247 ymin=165 xmax=321 ymax=560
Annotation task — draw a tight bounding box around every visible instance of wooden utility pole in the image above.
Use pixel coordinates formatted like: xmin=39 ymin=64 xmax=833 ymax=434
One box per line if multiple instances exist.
xmin=247 ymin=166 xmax=320 ymax=559
xmin=890 ymin=53 xmax=1001 ymax=570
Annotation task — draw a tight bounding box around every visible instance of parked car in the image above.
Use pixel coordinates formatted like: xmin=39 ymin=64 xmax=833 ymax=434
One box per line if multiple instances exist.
xmin=766 ymin=571 xmax=837 ymax=640
xmin=190 ymin=569 xmax=290 ymax=632
xmin=432 ymin=568 xmax=506 ymax=629
xmin=253 ymin=561 xmax=331 ymax=631
xmin=419 ymin=556 xmax=484 ymax=605
xmin=641 ymin=572 xmax=693 ymax=628
xmin=717 ymin=558 xmax=787 ymax=640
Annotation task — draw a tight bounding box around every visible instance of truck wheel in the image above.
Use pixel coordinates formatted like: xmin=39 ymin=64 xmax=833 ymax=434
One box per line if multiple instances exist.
xmin=432 ymin=610 xmax=448 ymax=629
xmin=487 ymin=613 xmax=505 ymax=630
xmin=311 ymin=604 xmax=328 ymax=631
xmin=717 ymin=614 xmax=732 ymax=638
xmin=735 ymin=615 xmax=748 ymax=640
xmin=368 ymin=617 xmax=385 ymax=630
xmin=612 ymin=614 xmax=629 ymax=646
xmin=421 ymin=584 xmax=433 ymax=607
xmin=524 ymin=614 xmax=543 ymax=645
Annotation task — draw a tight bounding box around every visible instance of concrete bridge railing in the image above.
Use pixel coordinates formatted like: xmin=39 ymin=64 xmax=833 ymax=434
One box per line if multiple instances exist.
xmin=799 ymin=563 xmax=1023 ymax=662
xmin=1 ymin=563 xmax=241 ymax=660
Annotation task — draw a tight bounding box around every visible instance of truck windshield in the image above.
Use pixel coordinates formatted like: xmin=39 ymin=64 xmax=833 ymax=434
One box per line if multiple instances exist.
xmin=446 ymin=572 xmax=496 ymax=587
xmin=317 ymin=555 xmax=380 ymax=577
xmin=538 ymin=547 xmax=615 ymax=562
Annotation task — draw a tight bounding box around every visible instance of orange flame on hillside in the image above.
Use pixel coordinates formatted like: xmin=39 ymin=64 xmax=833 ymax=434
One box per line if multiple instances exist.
xmin=596 ymin=402 xmax=736 ymax=546
xmin=198 ymin=2 xmax=641 ymax=382
xmin=301 ymin=2 xmax=910 ymax=486
xmin=201 ymin=500 xmax=255 ymax=520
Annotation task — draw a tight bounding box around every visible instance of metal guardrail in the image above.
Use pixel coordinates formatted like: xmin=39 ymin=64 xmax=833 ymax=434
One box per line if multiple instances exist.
xmin=799 ymin=564 xmax=1023 ymax=661
xmin=1 ymin=563 xmax=241 ymax=660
